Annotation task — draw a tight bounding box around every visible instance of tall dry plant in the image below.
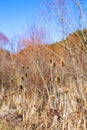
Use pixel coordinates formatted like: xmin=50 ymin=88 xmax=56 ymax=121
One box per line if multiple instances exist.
xmin=0 ymin=0 xmax=87 ymax=130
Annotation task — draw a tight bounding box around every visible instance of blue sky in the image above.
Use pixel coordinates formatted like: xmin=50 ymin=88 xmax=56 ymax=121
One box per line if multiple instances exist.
xmin=0 ymin=0 xmax=43 ymax=39
xmin=43 ymin=0 xmax=87 ymax=41
xmin=0 ymin=0 xmax=87 ymax=53
xmin=0 ymin=0 xmax=87 ymax=41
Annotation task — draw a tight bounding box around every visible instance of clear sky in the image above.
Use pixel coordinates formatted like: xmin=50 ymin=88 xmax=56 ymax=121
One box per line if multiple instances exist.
xmin=0 ymin=0 xmax=43 ymax=39
xmin=0 ymin=0 xmax=87 ymax=40
xmin=0 ymin=0 xmax=87 ymax=53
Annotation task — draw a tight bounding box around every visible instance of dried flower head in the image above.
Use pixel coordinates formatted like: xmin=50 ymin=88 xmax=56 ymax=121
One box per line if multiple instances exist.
xmin=11 ymin=79 xmax=14 ymax=83
xmin=50 ymin=95 xmax=55 ymax=100
xmin=50 ymin=59 xmax=56 ymax=68
xmin=22 ymin=66 xmax=25 ymax=69
xmin=25 ymin=73 xmax=28 ymax=77
xmin=27 ymin=66 xmax=29 ymax=69
xmin=20 ymin=84 xmax=23 ymax=90
xmin=52 ymin=62 xmax=56 ymax=68
xmin=61 ymin=61 xmax=65 ymax=67
xmin=21 ymin=76 xmax=24 ymax=81
xmin=50 ymin=59 xmax=52 ymax=63
xmin=56 ymin=77 xmax=60 ymax=84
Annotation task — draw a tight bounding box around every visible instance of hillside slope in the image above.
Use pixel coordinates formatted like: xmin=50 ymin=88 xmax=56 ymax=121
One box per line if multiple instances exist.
xmin=0 ymin=30 xmax=87 ymax=130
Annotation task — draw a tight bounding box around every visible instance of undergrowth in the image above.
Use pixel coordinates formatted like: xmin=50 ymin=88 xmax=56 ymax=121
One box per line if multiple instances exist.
xmin=0 ymin=30 xmax=87 ymax=130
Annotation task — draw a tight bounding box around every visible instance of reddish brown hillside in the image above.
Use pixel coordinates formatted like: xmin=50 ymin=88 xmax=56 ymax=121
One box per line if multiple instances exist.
xmin=14 ymin=32 xmax=87 ymax=94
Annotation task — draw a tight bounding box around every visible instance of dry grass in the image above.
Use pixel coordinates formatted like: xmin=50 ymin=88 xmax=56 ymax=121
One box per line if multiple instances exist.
xmin=0 ymin=32 xmax=87 ymax=130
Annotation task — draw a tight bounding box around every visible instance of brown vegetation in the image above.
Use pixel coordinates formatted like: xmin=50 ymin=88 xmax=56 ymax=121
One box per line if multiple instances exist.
xmin=0 ymin=31 xmax=87 ymax=130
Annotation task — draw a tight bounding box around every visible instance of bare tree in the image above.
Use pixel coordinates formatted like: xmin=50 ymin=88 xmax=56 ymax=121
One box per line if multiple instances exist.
xmin=43 ymin=0 xmax=87 ymax=41
xmin=21 ymin=24 xmax=47 ymax=47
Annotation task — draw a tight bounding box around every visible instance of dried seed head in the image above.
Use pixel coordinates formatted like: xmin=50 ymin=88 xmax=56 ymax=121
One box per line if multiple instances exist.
xmin=50 ymin=59 xmax=56 ymax=68
xmin=20 ymin=84 xmax=23 ymax=90
xmin=52 ymin=62 xmax=56 ymax=68
xmin=56 ymin=77 xmax=60 ymax=84
xmin=21 ymin=76 xmax=24 ymax=81
xmin=27 ymin=66 xmax=29 ymax=69
xmin=11 ymin=79 xmax=14 ymax=83
xmin=25 ymin=73 xmax=28 ymax=77
xmin=77 ymin=98 xmax=81 ymax=103
xmin=50 ymin=95 xmax=55 ymax=100
xmin=61 ymin=61 xmax=65 ymax=67
xmin=22 ymin=66 xmax=25 ymax=69
xmin=50 ymin=59 xmax=52 ymax=63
